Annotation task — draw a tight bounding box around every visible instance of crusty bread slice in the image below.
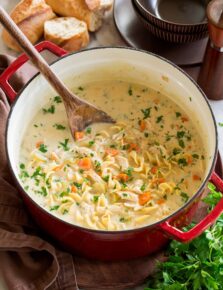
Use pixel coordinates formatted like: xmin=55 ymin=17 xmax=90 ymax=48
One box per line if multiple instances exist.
xmin=46 ymin=0 xmax=102 ymax=32
xmin=85 ymin=0 xmax=113 ymax=12
xmin=44 ymin=17 xmax=89 ymax=51
xmin=2 ymin=0 xmax=55 ymax=51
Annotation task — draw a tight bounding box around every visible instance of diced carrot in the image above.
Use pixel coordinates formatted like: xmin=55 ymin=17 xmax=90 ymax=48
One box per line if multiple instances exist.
xmin=140 ymin=120 xmax=146 ymax=131
xmin=105 ymin=148 xmax=119 ymax=156
xmin=53 ymin=164 xmax=63 ymax=171
xmin=116 ymin=173 xmax=129 ymax=182
xmin=36 ymin=141 xmax=43 ymax=148
xmin=193 ymin=175 xmax=201 ymax=181
xmin=75 ymin=131 xmax=84 ymax=140
xmin=128 ymin=143 xmax=139 ymax=152
xmin=187 ymin=155 xmax=193 ymax=164
xmin=152 ymin=178 xmax=166 ymax=184
xmin=151 ymin=166 xmax=158 ymax=174
xmin=139 ymin=192 xmax=151 ymax=205
xmin=71 ymin=185 xmax=77 ymax=192
xmin=78 ymin=157 xmax=92 ymax=170
xmin=181 ymin=116 xmax=189 ymax=122
xmin=157 ymin=198 xmax=165 ymax=205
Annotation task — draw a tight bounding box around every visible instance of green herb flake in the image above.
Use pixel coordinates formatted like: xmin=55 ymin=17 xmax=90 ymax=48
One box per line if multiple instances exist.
xmin=192 ymin=153 xmax=199 ymax=159
xmin=140 ymin=183 xmax=146 ymax=191
xmin=86 ymin=127 xmax=92 ymax=134
xmin=124 ymin=167 xmax=133 ymax=177
xmin=78 ymin=86 xmax=84 ymax=91
xmin=53 ymin=124 xmax=66 ymax=130
xmin=20 ymin=163 xmax=25 ymax=170
xmin=40 ymin=187 xmax=47 ymax=197
xmin=93 ymin=196 xmax=99 ymax=203
xmin=178 ymin=139 xmax=185 ymax=148
xmin=120 ymin=217 xmax=126 ymax=222
xmin=50 ymin=205 xmax=59 ymax=211
xmin=34 ymin=124 xmax=38 ymax=128
xmin=62 ymin=209 xmax=68 ymax=215
xmin=173 ymin=148 xmax=181 ymax=155
xmin=176 ymin=112 xmax=181 ymax=118
xmin=144 ymin=132 xmax=149 ymax=138
xmin=59 ymin=139 xmax=69 ymax=151
xmin=141 ymin=107 xmax=151 ymax=119
xmin=180 ymin=192 xmax=189 ymax=202
xmin=88 ymin=140 xmax=95 ymax=147
xmin=156 ymin=115 xmax=163 ymax=123
xmin=218 ymin=122 xmax=223 ymax=127
xmin=178 ymin=158 xmax=188 ymax=167
xmin=39 ymin=143 xmax=48 ymax=153
xmin=128 ymin=86 xmax=133 ymax=96
xmin=102 ymin=175 xmax=109 ymax=182
xmin=54 ymin=96 xmax=62 ymax=103
xmin=73 ymin=182 xmax=82 ymax=189
xmin=42 ymin=105 xmax=55 ymax=114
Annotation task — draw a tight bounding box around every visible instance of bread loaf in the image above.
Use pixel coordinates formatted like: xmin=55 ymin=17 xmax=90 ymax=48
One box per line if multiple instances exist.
xmin=2 ymin=0 xmax=55 ymax=52
xmin=46 ymin=0 xmax=102 ymax=32
xmin=44 ymin=17 xmax=89 ymax=51
xmin=85 ymin=0 xmax=113 ymax=12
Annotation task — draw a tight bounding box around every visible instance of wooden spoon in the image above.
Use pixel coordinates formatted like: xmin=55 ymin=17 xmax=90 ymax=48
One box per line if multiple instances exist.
xmin=0 ymin=7 xmax=115 ymax=136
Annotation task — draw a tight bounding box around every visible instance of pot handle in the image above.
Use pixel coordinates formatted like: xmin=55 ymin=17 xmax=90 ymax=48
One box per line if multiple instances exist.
xmin=159 ymin=172 xmax=223 ymax=242
xmin=0 ymin=41 xmax=68 ymax=103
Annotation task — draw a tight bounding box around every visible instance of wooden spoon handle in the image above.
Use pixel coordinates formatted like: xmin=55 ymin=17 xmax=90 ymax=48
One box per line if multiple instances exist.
xmin=0 ymin=6 xmax=80 ymax=105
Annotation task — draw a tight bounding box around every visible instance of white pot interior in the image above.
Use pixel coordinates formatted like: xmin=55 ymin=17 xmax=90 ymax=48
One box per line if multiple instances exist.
xmin=7 ymin=47 xmax=217 ymax=190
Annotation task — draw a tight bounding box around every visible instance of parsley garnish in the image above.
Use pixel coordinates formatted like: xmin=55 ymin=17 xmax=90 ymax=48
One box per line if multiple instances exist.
xmin=86 ymin=127 xmax=92 ymax=134
xmin=50 ymin=205 xmax=59 ymax=211
xmin=218 ymin=122 xmax=223 ymax=127
xmin=53 ymin=124 xmax=66 ymax=130
xmin=54 ymin=96 xmax=62 ymax=103
xmin=140 ymin=183 xmax=146 ymax=191
xmin=42 ymin=105 xmax=55 ymax=114
xmin=178 ymin=139 xmax=185 ymax=148
xmin=124 ymin=167 xmax=133 ymax=177
xmin=20 ymin=163 xmax=25 ymax=169
xmin=128 ymin=86 xmax=133 ymax=96
xmin=173 ymin=148 xmax=181 ymax=155
xmin=192 ymin=153 xmax=199 ymax=159
xmin=178 ymin=158 xmax=188 ymax=167
xmin=88 ymin=140 xmax=95 ymax=147
xmin=176 ymin=112 xmax=181 ymax=118
xmin=141 ymin=107 xmax=151 ymax=119
xmin=156 ymin=115 xmax=163 ymax=123
xmin=180 ymin=192 xmax=189 ymax=202
xmin=39 ymin=143 xmax=48 ymax=153
xmin=102 ymin=175 xmax=109 ymax=182
xmin=93 ymin=196 xmax=99 ymax=203
xmin=73 ymin=182 xmax=82 ymax=189
xmin=59 ymin=139 xmax=69 ymax=151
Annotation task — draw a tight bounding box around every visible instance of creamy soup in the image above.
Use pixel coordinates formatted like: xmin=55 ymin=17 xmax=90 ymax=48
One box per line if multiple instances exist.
xmin=19 ymin=80 xmax=206 ymax=230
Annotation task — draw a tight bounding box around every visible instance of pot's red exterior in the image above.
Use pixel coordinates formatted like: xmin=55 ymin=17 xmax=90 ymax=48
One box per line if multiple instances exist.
xmin=3 ymin=42 xmax=223 ymax=261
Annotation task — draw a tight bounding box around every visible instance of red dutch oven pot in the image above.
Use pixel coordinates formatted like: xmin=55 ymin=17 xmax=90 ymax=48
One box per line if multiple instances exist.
xmin=1 ymin=41 xmax=223 ymax=261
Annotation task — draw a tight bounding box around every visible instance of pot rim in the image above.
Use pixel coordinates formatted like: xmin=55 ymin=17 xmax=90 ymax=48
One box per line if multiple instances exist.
xmin=6 ymin=46 xmax=218 ymax=235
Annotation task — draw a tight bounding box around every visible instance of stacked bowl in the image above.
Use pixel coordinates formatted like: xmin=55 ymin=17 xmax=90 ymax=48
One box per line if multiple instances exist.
xmin=132 ymin=0 xmax=210 ymax=43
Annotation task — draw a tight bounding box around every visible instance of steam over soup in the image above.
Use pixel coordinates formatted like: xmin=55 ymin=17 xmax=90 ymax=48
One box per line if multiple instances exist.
xmin=19 ymin=80 xmax=206 ymax=230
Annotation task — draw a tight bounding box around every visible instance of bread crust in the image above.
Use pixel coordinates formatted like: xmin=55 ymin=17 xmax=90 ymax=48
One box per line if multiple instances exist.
xmin=85 ymin=0 xmax=113 ymax=12
xmin=46 ymin=0 xmax=102 ymax=32
xmin=44 ymin=17 xmax=89 ymax=51
xmin=2 ymin=0 xmax=55 ymax=51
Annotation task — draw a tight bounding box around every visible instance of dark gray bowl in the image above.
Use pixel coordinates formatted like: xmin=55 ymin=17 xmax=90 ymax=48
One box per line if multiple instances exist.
xmin=132 ymin=0 xmax=208 ymax=43
xmin=133 ymin=0 xmax=210 ymax=34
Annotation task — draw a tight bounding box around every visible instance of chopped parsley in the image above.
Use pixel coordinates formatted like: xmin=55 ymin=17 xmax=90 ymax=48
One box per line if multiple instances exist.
xmin=192 ymin=153 xmax=199 ymax=159
xmin=102 ymin=175 xmax=109 ymax=182
xmin=156 ymin=115 xmax=163 ymax=123
xmin=177 ymin=131 xmax=185 ymax=139
xmin=93 ymin=196 xmax=99 ymax=203
xmin=62 ymin=209 xmax=68 ymax=215
xmin=141 ymin=107 xmax=151 ymax=119
xmin=53 ymin=124 xmax=66 ymax=130
xmin=120 ymin=217 xmax=127 ymax=222
xmin=39 ymin=143 xmax=48 ymax=153
xmin=20 ymin=163 xmax=25 ymax=169
xmin=73 ymin=182 xmax=82 ymax=189
xmin=128 ymin=86 xmax=133 ymax=96
xmin=178 ymin=158 xmax=188 ymax=167
xmin=144 ymin=132 xmax=149 ymax=138
xmin=218 ymin=122 xmax=223 ymax=127
xmin=140 ymin=183 xmax=146 ymax=191
xmin=59 ymin=139 xmax=69 ymax=151
xmin=124 ymin=167 xmax=133 ymax=177
xmin=31 ymin=166 xmax=45 ymax=179
xmin=180 ymin=192 xmax=189 ymax=202
xmin=50 ymin=205 xmax=59 ymax=211
xmin=54 ymin=96 xmax=62 ymax=103
xmin=42 ymin=105 xmax=55 ymax=114
xmin=86 ymin=127 xmax=92 ymax=134
xmin=88 ymin=140 xmax=95 ymax=147
xmin=176 ymin=112 xmax=181 ymax=118
xmin=173 ymin=148 xmax=181 ymax=155
xmin=178 ymin=139 xmax=185 ymax=148
xmin=78 ymin=86 xmax=84 ymax=91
